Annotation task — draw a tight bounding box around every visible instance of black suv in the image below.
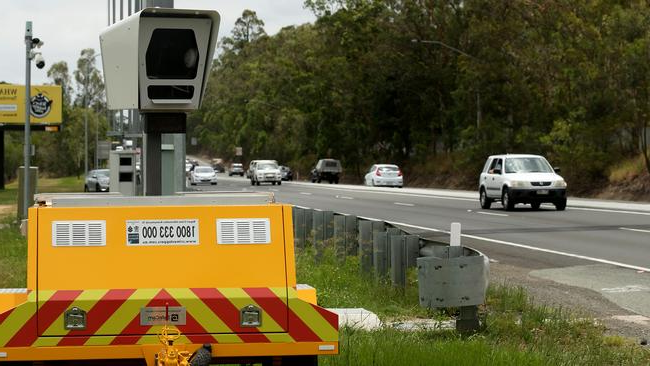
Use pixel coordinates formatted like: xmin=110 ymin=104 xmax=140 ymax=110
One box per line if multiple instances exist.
xmin=311 ymin=159 xmax=342 ymax=184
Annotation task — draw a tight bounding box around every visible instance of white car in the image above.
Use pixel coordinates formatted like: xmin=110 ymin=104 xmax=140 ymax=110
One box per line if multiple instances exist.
xmin=251 ymin=160 xmax=281 ymax=186
xmin=190 ymin=166 xmax=217 ymax=186
xmin=364 ymin=164 xmax=403 ymax=188
xmin=479 ymin=154 xmax=567 ymax=211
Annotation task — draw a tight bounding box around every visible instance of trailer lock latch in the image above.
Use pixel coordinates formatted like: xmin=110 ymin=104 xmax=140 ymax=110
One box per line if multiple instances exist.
xmin=64 ymin=307 xmax=87 ymax=330
xmin=240 ymin=305 xmax=262 ymax=327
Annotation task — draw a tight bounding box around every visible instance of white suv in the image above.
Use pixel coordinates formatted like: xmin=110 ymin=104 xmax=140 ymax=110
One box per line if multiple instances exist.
xmin=251 ymin=160 xmax=282 ymax=186
xmin=479 ymin=154 xmax=567 ymax=211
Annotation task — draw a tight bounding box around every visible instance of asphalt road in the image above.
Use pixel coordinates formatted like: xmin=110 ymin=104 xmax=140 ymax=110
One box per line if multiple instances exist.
xmin=188 ymin=170 xmax=650 ymax=321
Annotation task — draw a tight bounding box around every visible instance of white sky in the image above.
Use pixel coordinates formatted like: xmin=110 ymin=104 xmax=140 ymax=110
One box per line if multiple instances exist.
xmin=0 ymin=0 xmax=315 ymax=86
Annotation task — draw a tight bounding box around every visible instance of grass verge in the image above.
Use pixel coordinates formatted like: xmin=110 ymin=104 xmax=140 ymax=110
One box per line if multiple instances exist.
xmin=0 ymin=176 xmax=84 ymax=205
xmin=297 ymin=247 xmax=650 ymax=365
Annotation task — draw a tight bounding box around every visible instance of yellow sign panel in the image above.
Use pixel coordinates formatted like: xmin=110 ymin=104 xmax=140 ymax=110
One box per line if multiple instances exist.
xmin=0 ymin=84 xmax=62 ymax=124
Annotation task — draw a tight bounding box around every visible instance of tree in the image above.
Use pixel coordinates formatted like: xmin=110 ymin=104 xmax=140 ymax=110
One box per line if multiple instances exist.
xmin=47 ymin=61 xmax=73 ymax=104
xmin=73 ymin=48 xmax=105 ymax=111
xmin=221 ymin=10 xmax=267 ymax=52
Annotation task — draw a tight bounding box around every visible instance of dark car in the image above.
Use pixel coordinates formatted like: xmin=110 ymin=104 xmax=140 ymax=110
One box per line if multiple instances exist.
xmin=311 ymin=159 xmax=342 ymax=184
xmin=280 ymin=166 xmax=293 ymax=181
xmin=229 ymin=163 xmax=245 ymax=176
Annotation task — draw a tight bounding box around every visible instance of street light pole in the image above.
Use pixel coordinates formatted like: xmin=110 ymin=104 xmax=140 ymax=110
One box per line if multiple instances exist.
xmin=23 ymin=21 xmax=32 ymax=219
xmin=84 ymin=53 xmax=101 ymax=173
xmin=412 ymin=38 xmax=482 ymax=132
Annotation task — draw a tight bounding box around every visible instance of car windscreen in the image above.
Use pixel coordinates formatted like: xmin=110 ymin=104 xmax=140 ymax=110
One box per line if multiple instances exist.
xmin=378 ymin=166 xmax=398 ymax=172
xmin=96 ymin=170 xmax=109 ymax=177
xmin=325 ymin=161 xmax=339 ymax=168
xmin=504 ymin=157 xmax=553 ymax=173
xmin=232 ymin=164 xmax=242 ymax=167
xmin=258 ymin=163 xmax=278 ymax=170
xmin=195 ymin=167 xmax=214 ymax=173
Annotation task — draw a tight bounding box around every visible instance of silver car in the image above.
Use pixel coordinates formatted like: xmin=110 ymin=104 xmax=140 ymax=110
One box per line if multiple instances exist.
xmin=84 ymin=169 xmax=110 ymax=192
xmin=364 ymin=164 xmax=403 ymax=188
xmin=190 ymin=166 xmax=218 ymax=185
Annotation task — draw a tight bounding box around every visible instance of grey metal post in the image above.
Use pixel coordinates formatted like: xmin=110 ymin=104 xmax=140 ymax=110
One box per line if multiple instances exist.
xmin=385 ymin=227 xmax=401 ymax=269
xmin=144 ymin=127 xmax=161 ymax=196
xmin=293 ymin=207 xmax=305 ymax=249
xmin=112 ymin=0 xmax=116 ymax=24
xmin=372 ymin=232 xmax=388 ymax=278
xmin=323 ymin=211 xmax=334 ymax=241
xmin=358 ymin=220 xmax=373 ymax=273
xmin=333 ymin=215 xmax=346 ymax=260
xmin=304 ymin=209 xmax=313 ymax=245
xmin=312 ymin=210 xmax=324 ymax=258
xmin=405 ymin=235 xmax=420 ymax=269
xmin=390 ymin=235 xmax=406 ymax=288
xmin=344 ymin=215 xmax=357 ymax=256
xmin=23 ymin=21 xmax=32 ymax=219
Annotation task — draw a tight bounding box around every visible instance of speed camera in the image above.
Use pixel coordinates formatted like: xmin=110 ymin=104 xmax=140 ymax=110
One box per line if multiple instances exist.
xmin=100 ymin=8 xmax=220 ymax=112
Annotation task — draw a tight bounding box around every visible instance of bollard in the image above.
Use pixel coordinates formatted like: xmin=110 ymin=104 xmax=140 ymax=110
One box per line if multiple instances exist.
xmin=358 ymin=220 xmax=373 ymax=274
xmin=372 ymin=231 xmax=388 ymax=278
xmin=390 ymin=234 xmax=406 ymax=288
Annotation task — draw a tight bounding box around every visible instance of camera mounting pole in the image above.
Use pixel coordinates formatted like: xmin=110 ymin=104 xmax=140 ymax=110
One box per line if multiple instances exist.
xmin=23 ymin=21 xmax=33 ymax=219
xmin=143 ymin=113 xmax=186 ymax=195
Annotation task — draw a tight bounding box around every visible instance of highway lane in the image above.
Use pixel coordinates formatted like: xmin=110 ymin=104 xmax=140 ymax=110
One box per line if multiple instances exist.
xmin=200 ymin=175 xmax=650 ymax=270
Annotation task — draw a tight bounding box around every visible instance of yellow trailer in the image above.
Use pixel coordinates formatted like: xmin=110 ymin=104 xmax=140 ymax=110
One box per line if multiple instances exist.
xmin=0 ymin=193 xmax=338 ymax=365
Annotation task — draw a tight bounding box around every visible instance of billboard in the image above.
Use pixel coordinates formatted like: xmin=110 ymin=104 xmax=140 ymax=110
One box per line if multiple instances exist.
xmin=0 ymin=84 xmax=62 ymax=125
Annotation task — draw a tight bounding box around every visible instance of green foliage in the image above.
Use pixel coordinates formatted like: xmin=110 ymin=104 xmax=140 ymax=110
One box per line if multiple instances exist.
xmin=188 ymin=1 xmax=650 ymax=191
xmin=0 ymin=217 xmax=27 ymax=288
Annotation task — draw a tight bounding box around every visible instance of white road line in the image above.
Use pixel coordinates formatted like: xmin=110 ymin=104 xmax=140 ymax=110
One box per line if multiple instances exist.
xmin=568 ymin=207 xmax=650 ymax=216
xmin=620 ymin=227 xmax=650 ymax=234
xmin=300 ymin=192 xmax=312 ymax=195
xmin=394 ymin=202 xmax=415 ymax=207
xmin=344 ymin=212 xmax=650 ymax=273
xmin=477 ymin=211 xmax=509 ymax=217
xmin=336 ymin=195 xmax=354 ymax=200
xmin=269 ymin=189 xmax=279 ymax=192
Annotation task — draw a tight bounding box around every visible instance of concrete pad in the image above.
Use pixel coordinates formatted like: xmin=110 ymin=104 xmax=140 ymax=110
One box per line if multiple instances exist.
xmin=328 ymin=308 xmax=382 ymax=330
xmin=530 ymin=264 xmax=650 ymax=317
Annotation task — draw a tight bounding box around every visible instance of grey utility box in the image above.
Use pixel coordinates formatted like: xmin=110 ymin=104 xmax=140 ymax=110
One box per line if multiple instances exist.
xmin=417 ymin=245 xmax=489 ymax=308
xmin=109 ymin=150 xmax=138 ymax=196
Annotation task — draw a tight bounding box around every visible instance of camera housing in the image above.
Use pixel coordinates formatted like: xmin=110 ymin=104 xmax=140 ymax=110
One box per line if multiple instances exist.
xmin=33 ymin=52 xmax=45 ymax=69
xmin=100 ymin=8 xmax=220 ymax=112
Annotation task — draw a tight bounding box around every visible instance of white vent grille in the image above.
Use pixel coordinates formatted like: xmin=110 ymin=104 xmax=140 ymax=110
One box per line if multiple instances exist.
xmin=52 ymin=221 xmax=106 ymax=247
xmin=217 ymin=219 xmax=270 ymax=244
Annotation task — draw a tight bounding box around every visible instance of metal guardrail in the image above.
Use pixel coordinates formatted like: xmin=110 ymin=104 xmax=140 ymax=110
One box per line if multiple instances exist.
xmin=292 ymin=206 xmax=489 ymax=333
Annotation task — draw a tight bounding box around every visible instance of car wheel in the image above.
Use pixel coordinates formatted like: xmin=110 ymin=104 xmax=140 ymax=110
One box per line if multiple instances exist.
xmin=251 ymin=180 xmax=255 ymax=186
xmin=96 ymin=183 xmax=101 ymax=192
xmin=191 ymin=183 xmax=196 ymax=186
xmin=84 ymin=185 xmax=89 ymax=192
xmin=480 ymin=188 xmax=492 ymax=209
xmin=555 ymin=199 xmax=567 ymax=211
xmin=371 ymin=179 xmax=376 ymax=187
xmin=211 ymin=182 xmax=217 ymax=185
xmin=256 ymin=181 xmax=260 ymax=186
xmin=502 ymin=188 xmax=515 ymax=211
xmin=317 ymin=178 xmax=321 ymax=183
xmin=278 ymin=181 xmax=282 ymax=185
xmin=531 ymin=202 xmax=541 ymax=210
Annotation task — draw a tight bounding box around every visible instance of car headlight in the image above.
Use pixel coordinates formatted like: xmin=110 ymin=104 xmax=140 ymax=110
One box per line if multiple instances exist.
xmin=510 ymin=181 xmax=527 ymax=188
xmin=553 ymin=180 xmax=567 ymax=188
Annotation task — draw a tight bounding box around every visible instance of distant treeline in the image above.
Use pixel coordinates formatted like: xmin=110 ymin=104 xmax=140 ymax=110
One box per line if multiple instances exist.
xmin=191 ymin=1 xmax=648 ymax=192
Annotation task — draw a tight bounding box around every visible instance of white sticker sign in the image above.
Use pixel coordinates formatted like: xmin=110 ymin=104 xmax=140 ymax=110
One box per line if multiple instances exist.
xmin=126 ymin=219 xmax=199 ymax=246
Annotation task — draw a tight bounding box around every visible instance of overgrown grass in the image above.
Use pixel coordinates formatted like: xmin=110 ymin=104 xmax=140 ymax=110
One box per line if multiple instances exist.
xmin=0 ymin=217 xmax=27 ymax=288
xmin=609 ymin=153 xmax=648 ymax=182
xmin=298 ymin=246 xmax=650 ymax=365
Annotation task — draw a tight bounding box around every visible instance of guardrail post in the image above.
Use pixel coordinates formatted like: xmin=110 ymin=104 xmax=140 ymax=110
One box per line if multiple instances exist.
xmin=333 ymin=214 xmax=346 ymax=261
xmin=385 ymin=227 xmax=401 ymax=269
xmin=345 ymin=215 xmax=357 ymax=256
xmin=293 ymin=207 xmax=306 ymax=249
xmin=358 ymin=220 xmax=373 ymax=274
xmin=372 ymin=231 xmax=388 ymax=278
xmin=405 ymin=235 xmax=420 ymax=269
xmin=323 ymin=211 xmax=335 ymax=242
xmin=390 ymin=234 xmax=406 ymax=288
xmin=304 ymin=208 xmax=313 ymax=245
xmin=312 ymin=210 xmax=324 ymax=259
